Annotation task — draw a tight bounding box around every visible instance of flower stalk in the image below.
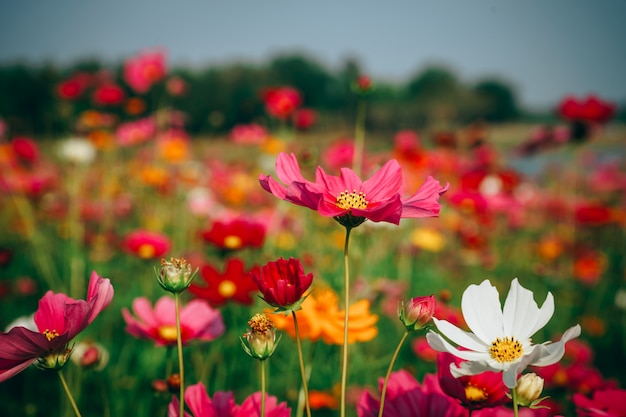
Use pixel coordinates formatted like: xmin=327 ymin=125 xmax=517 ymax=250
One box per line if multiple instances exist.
xmin=261 ymin=359 xmax=267 ymax=417
xmin=340 ymin=225 xmax=352 ymax=417
xmin=174 ymin=292 xmax=185 ymax=417
xmin=292 ymin=311 xmax=312 ymax=417
xmin=377 ymin=330 xmax=409 ymax=417
xmin=58 ymin=370 xmax=83 ymax=417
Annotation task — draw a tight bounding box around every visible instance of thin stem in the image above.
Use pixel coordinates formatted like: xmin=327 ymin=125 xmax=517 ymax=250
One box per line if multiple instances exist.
xmin=340 ymin=226 xmax=353 ymax=417
xmin=352 ymin=99 xmax=367 ymax=176
xmin=58 ymin=370 xmax=83 ymax=417
xmin=261 ymin=359 xmax=267 ymax=417
xmin=175 ymin=293 xmax=185 ymax=417
xmin=292 ymin=311 xmax=312 ymax=417
xmin=377 ymin=331 xmax=409 ymax=417
xmin=512 ymin=387 xmax=519 ymax=417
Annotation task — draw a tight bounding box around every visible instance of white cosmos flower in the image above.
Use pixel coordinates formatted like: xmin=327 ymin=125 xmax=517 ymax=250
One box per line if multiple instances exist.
xmin=426 ymin=278 xmax=581 ymax=388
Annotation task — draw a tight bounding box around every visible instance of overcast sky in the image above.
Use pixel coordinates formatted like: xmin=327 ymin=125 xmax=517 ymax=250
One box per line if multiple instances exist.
xmin=1 ymin=0 xmax=625 ymax=110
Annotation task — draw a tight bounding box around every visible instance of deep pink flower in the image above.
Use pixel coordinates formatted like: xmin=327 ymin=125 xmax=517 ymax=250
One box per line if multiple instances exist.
xmin=251 ymin=257 xmax=313 ymax=310
xmin=168 ymin=381 xmax=291 ymax=417
xmin=574 ymin=388 xmax=626 ymax=417
xmin=0 ymin=271 xmax=114 ymax=382
xmin=11 ymin=137 xmax=40 ymax=164
xmin=122 ymin=296 xmax=224 ymax=347
xmin=230 ymin=123 xmax=268 ymax=145
xmin=557 ymin=95 xmax=616 ymax=124
xmin=263 ymin=86 xmax=302 ymax=119
xmin=56 ymin=72 xmax=91 ymax=100
xmin=437 ymin=352 xmax=509 ymax=410
xmin=473 ymin=406 xmax=556 ymax=417
xmin=259 ymin=152 xmax=449 ymax=227
xmin=115 ymin=117 xmax=157 ymax=147
xmin=121 ymin=230 xmax=171 ymax=259
xmin=124 ymin=49 xmax=167 ymax=94
xmin=357 ymin=370 xmax=466 ymax=417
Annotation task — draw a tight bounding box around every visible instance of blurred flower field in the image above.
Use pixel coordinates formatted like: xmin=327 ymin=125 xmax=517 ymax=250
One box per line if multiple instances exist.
xmin=1 ymin=50 xmax=625 ymax=417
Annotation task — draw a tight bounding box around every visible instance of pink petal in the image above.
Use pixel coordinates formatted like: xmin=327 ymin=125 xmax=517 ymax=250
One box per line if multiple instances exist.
xmin=180 ymin=300 xmax=225 ymax=340
xmin=401 ymin=176 xmax=450 ymax=218
xmin=259 ymin=174 xmax=288 ymax=199
xmin=184 ymin=382 xmax=216 ymax=417
xmin=0 ymin=358 xmax=36 ymax=383
xmin=34 ymin=291 xmax=74 ymax=334
xmin=130 ymin=297 xmax=160 ymax=328
xmin=352 ymin=195 xmax=403 ymax=224
xmin=275 ymin=152 xmax=307 ymax=184
xmin=362 ymin=159 xmax=403 ymax=200
xmin=0 ymin=326 xmax=48 ymax=360
xmin=122 ymin=308 xmax=155 ymax=339
xmin=84 ymin=271 xmax=114 ymax=326
xmin=154 ymin=296 xmax=177 ymax=325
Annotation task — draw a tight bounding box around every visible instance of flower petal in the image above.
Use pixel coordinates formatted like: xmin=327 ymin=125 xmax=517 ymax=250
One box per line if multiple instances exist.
xmin=184 ymin=382 xmax=215 ymax=417
xmin=426 ymin=330 xmax=490 ymax=362
xmin=461 ymin=280 xmax=503 ymax=344
xmin=361 ymin=159 xmax=403 ymax=200
xmin=530 ymin=324 xmax=582 ymax=367
xmin=502 ymin=278 xmax=554 ymax=341
xmin=400 ymin=176 xmax=449 ymax=218
xmin=431 ymin=318 xmax=488 ymax=353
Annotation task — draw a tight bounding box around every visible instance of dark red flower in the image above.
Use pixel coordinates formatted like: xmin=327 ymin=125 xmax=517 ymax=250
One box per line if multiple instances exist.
xmin=437 ymin=352 xmax=509 ymax=410
xmin=56 ymin=73 xmax=90 ymax=100
xmin=251 ymin=257 xmax=313 ymax=310
xmin=92 ymin=83 xmax=125 ymax=106
xmin=11 ymin=137 xmax=40 ymax=164
xmin=557 ymin=95 xmax=616 ymax=124
xmin=189 ymin=258 xmax=259 ymax=306
xmin=575 ymin=203 xmax=612 ymax=226
xmin=292 ymin=108 xmax=317 ymax=130
xmin=200 ymin=217 xmax=266 ymax=251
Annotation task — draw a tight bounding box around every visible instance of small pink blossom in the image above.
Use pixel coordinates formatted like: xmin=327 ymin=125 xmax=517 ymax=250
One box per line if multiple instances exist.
xmin=124 ymin=49 xmax=167 ymax=94
xmin=122 ymin=296 xmax=225 ymax=346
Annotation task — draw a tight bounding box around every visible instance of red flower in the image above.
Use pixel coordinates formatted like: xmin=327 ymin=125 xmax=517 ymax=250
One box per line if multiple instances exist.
xmin=557 ymin=95 xmax=616 ymax=123
xmin=0 ymin=271 xmax=113 ymax=382
xmin=575 ymin=203 xmax=612 ymax=226
xmin=200 ymin=217 xmax=266 ymax=251
xmin=251 ymin=257 xmax=313 ymax=310
xmin=263 ymin=86 xmax=302 ymax=119
xmin=437 ymin=352 xmax=509 ymax=410
xmin=11 ymin=137 xmax=40 ymax=164
xmin=121 ymin=230 xmax=171 ymax=259
xmin=292 ymin=108 xmax=317 ymax=130
xmin=189 ymin=258 xmax=259 ymax=306
xmin=92 ymin=83 xmax=125 ymax=106
xmin=574 ymin=388 xmax=626 ymax=417
xmin=399 ymin=295 xmax=436 ymax=331
xmin=56 ymin=72 xmax=90 ymax=100
xmin=259 ymin=152 xmax=449 ymax=227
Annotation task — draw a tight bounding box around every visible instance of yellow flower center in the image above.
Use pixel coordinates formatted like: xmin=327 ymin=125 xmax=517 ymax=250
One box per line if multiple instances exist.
xmin=489 ymin=336 xmax=524 ymax=363
xmin=218 ymin=280 xmax=237 ymax=298
xmin=137 ymin=244 xmax=156 ymax=259
xmin=157 ymin=325 xmax=178 ymax=343
xmin=223 ymin=235 xmax=243 ymax=249
xmin=465 ymin=384 xmax=488 ymax=402
xmin=336 ymin=190 xmax=368 ymax=211
xmin=43 ymin=329 xmax=59 ymax=341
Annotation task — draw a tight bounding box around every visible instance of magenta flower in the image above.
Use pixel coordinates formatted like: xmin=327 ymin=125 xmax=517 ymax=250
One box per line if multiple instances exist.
xmin=357 ymin=370 xmax=466 ymax=417
xmin=124 ymin=48 xmax=167 ymax=94
xmin=259 ymin=152 xmax=449 ymax=227
xmin=0 ymin=271 xmax=114 ymax=382
xmin=122 ymin=296 xmax=225 ymax=346
xmin=168 ymin=381 xmax=291 ymax=417
xmin=251 ymin=257 xmax=313 ymax=311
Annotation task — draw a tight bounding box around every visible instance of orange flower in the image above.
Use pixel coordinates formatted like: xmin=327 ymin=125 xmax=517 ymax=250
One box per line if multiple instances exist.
xmin=308 ymin=390 xmax=339 ymax=410
xmin=269 ymin=285 xmax=378 ymax=344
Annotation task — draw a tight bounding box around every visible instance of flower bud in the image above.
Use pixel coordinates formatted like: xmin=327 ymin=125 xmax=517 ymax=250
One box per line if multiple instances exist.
xmin=516 ymin=373 xmax=545 ymax=407
xmin=399 ymin=295 xmax=436 ymax=331
xmin=35 ymin=347 xmax=73 ymax=371
xmin=70 ymin=340 xmax=109 ymax=370
xmin=155 ymin=257 xmax=197 ymax=293
xmin=240 ymin=313 xmax=280 ymax=360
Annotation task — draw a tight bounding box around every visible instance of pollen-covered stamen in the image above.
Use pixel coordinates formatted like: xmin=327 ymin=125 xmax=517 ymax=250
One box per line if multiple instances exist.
xmin=43 ymin=329 xmax=60 ymax=341
xmin=248 ymin=313 xmax=274 ymax=335
xmin=489 ymin=336 xmax=524 ymax=363
xmin=336 ymin=190 xmax=368 ymax=211
xmin=465 ymin=384 xmax=488 ymax=402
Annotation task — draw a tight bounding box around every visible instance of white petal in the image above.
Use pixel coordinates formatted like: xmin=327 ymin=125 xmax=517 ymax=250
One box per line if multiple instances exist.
xmin=451 ymin=359 xmax=495 ymax=378
xmin=426 ymin=331 xmax=491 ymax=362
xmin=432 ymin=318 xmax=488 ymax=352
xmin=531 ymin=324 xmax=581 ymax=367
xmin=502 ymin=278 xmax=554 ymax=340
xmin=462 ymin=280 xmax=503 ymax=343
xmin=503 ymin=366 xmax=519 ymax=388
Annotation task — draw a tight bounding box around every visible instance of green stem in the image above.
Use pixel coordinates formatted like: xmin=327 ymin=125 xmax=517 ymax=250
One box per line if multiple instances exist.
xmin=512 ymin=387 xmax=519 ymax=417
xmin=261 ymin=359 xmax=267 ymax=417
xmin=340 ymin=226 xmax=353 ymax=417
xmin=175 ymin=293 xmax=185 ymax=417
xmin=58 ymin=370 xmax=83 ymax=417
xmin=292 ymin=311 xmax=312 ymax=417
xmin=377 ymin=331 xmax=409 ymax=417
xmin=352 ymin=99 xmax=367 ymax=176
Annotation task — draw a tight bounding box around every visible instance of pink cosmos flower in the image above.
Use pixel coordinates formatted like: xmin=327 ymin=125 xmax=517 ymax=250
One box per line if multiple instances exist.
xmin=573 ymin=388 xmax=626 ymax=417
xmin=122 ymin=296 xmax=225 ymax=346
xmin=124 ymin=48 xmax=167 ymax=94
xmin=115 ymin=117 xmax=157 ymax=147
xmin=168 ymin=381 xmax=291 ymax=417
xmin=357 ymin=370 xmax=466 ymax=417
xmin=0 ymin=271 xmax=114 ymax=382
xmin=259 ymin=152 xmax=449 ymax=226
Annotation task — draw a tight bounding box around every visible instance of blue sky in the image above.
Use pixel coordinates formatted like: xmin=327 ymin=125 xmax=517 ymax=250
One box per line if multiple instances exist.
xmin=1 ymin=0 xmax=625 ymax=110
